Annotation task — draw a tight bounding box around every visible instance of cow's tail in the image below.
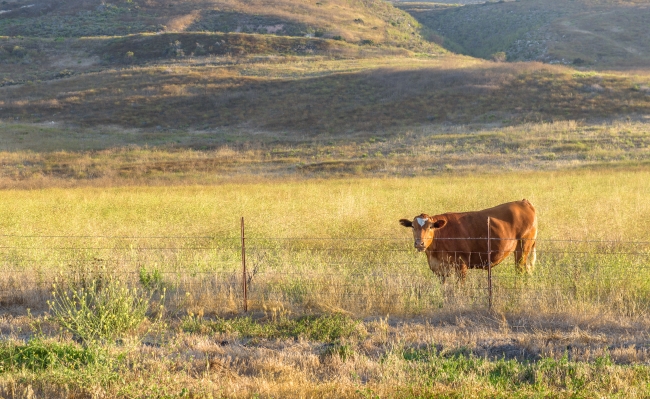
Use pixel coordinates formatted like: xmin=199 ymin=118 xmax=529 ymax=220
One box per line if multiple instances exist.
xmin=529 ymin=239 xmax=537 ymax=272
xmin=527 ymin=214 xmax=538 ymax=273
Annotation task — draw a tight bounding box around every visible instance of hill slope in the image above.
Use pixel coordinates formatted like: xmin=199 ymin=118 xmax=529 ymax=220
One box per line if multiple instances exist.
xmin=1 ymin=0 xmax=650 ymax=187
xmin=0 ymin=0 xmax=436 ymax=50
xmin=2 ymin=56 xmax=649 ymax=133
xmin=395 ymin=0 xmax=650 ymax=68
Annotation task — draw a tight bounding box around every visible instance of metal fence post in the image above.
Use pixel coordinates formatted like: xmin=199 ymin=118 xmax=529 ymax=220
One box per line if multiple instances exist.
xmin=487 ymin=217 xmax=492 ymax=310
xmin=241 ymin=216 xmax=248 ymax=313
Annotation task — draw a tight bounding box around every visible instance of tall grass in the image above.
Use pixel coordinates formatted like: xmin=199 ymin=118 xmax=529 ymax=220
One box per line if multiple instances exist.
xmin=0 ymin=169 xmax=649 ymax=320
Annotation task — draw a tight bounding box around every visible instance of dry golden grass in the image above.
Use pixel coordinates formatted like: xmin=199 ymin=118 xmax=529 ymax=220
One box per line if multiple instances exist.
xmin=2 ymin=310 xmax=649 ymax=398
xmin=1 ymin=168 xmax=649 ymax=315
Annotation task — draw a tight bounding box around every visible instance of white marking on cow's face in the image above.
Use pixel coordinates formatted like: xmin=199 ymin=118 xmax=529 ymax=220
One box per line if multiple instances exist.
xmin=416 ymin=217 xmax=427 ymax=227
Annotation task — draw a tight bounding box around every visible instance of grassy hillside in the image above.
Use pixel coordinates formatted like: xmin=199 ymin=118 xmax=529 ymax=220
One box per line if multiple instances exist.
xmin=1 ymin=33 xmax=413 ymax=85
xmin=0 ymin=0 xmax=436 ymax=50
xmin=2 ymin=51 xmax=650 ymax=188
xmin=2 ymin=56 xmax=649 ymax=132
xmin=395 ymin=0 xmax=650 ymax=68
xmin=0 ymin=0 xmax=443 ymax=89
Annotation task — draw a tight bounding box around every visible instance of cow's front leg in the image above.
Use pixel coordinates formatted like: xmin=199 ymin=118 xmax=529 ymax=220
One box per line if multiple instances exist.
xmin=426 ymin=253 xmax=450 ymax=284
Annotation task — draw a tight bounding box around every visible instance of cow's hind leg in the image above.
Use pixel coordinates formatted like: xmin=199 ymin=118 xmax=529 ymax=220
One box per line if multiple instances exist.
xmin=514 ymin=237 xmax=536 ymax=274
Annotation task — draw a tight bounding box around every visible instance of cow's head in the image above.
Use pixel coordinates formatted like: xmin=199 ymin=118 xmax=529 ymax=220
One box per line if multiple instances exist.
xmin=399 ymin=214 xmax=447 ymax=252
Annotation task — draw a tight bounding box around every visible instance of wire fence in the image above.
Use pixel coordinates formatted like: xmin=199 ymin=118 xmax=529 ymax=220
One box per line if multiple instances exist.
xmin=1 ymin=222 xmax=649 ymax=317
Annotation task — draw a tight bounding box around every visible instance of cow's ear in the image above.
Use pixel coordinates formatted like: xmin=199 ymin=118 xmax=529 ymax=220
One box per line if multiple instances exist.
xmin=432 ymin=219 xmax=447 ymax=229
xmin=399 ymin=219 xmax=413 ymax=228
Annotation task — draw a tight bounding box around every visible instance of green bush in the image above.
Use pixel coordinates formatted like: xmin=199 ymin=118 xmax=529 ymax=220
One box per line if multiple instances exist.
xmin=48 ymin=278 xmax=152 ymax=344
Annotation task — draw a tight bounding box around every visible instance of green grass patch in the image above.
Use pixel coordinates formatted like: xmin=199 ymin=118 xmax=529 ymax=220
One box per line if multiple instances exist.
xmin=389 ymin=350 xmax=650 ymax=397
xmin=0 ymin=339 xmax=101 ymax=373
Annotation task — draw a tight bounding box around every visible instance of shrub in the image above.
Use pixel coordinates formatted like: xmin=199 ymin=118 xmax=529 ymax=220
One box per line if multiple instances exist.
xmin=11 ymin=45 xmax=26 ymax=57
xmin=48 ymin=278 xmax=153 ymax=344
xmin=193 ymin=42 xmax=206 ymax=56
xmin=166 ymin=40 xmax=185 ymax=57
xmin=491 ymin=51 xmax=507 ymax=62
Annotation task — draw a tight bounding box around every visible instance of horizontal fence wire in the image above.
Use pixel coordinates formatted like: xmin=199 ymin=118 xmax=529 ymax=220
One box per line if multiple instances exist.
xmin=1 ymin=233 xmax=649 ymax=315
xmin=2 ymin=233 xmax=650 ymax=243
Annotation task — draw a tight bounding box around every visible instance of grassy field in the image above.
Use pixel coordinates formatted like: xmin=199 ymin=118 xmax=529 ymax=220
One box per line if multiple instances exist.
xmin=1 ymin=170 xmax=649 ymax=396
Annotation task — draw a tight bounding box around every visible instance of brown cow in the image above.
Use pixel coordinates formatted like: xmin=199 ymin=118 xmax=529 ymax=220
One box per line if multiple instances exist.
xmin=399 ymin=200 xmax=537 ymax=283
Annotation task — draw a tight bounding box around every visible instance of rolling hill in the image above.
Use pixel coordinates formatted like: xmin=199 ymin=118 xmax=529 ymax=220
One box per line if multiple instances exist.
xmin=1 ymin=0 xmax=650 ymax=186
xmin=394 ymin=0 xmax=650 ymax=68
xmin=0 ymin=0 xmax=435 ymax=49
xmin=0 ymin=0 xmax=443 ymax=85
xmin=2 ymin=57 xmax=650 ymax=133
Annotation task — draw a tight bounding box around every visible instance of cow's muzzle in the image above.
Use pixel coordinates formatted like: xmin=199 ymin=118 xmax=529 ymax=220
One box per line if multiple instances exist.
xmin=414 ymin=241 xmax=426 ymax=252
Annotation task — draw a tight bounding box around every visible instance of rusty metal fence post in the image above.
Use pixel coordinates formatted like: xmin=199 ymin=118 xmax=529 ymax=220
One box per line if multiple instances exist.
xmin=487 ymin=217 xmax=492 ymax=310
xmin=241 ymin=216 xmax=248 ymax=313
